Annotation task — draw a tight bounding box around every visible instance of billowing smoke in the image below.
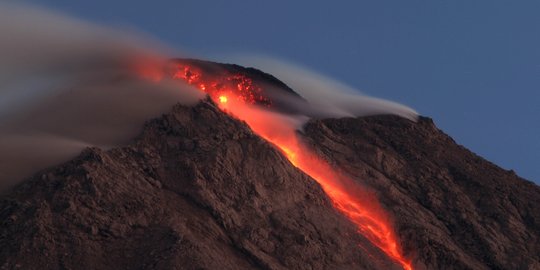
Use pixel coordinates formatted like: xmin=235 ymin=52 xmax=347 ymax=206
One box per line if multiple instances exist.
xmin=0 ymin=4 xmax=419 ymax=188
xmin=0 ymin=4 xmax=203 ymax=186
xmin=226 ymin=56 xmax=418 ymax=121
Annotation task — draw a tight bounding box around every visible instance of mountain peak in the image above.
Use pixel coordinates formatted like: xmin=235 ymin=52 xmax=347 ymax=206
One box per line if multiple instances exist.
xmin=1 ymin=63 xmax=539 ymax=269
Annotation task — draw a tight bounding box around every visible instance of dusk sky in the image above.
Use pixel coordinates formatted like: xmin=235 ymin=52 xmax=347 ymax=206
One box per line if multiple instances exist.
xmin=24 ymin=0 xmax=540 ymax=183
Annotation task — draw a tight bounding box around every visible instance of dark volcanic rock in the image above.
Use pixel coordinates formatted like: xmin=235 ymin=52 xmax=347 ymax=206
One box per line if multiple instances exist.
xmin=302 ymin=115 xmax=540 ymax=270
xmin=0 ymin=101 xmax=400 ymax=270
xmin=170 ymin=58 xmax=302 ymax=99
xmin=169 ymin=58 xmax=309 ymax=115
xmin=1 ymin=96 xmax=539 ymax=268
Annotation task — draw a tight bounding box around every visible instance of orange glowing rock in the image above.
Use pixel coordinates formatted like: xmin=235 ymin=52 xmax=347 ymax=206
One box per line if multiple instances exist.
xmin=218 ymin=95 xmax=228 ymax=104
xmin=170 ymin=62 xmax=272 ymax=106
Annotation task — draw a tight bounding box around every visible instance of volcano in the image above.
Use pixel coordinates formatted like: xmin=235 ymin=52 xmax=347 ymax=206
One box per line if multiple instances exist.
xmin=0 ymin=60 xmax=539 ymax=270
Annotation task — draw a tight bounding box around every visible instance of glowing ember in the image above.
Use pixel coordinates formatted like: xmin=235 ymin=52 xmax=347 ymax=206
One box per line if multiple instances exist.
xmin=218 ymin=95 xmax=228 ymax=104
xmin=171 ymin=62 xmax=272 ymax=106
xmin=159 ymin=61 xmax=412 ymax=270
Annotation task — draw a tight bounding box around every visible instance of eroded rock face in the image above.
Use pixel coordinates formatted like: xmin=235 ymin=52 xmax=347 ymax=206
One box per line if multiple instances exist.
xmin=302 ymin=115 xmax=540 ymax=270
xmin=0 ymin=101 xmax=401 ymax=270
xmin=1 ymin=101 xmax=539 ymax=270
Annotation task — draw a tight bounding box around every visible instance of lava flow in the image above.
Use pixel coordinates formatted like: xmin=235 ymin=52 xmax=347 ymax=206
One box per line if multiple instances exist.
xmin=171 ymin=61 xmax=273 ymax=106
xmin=217 ymin=98 xmax=412 ymax=270
xmin=162 ymin=62 xmax=412 ymax=270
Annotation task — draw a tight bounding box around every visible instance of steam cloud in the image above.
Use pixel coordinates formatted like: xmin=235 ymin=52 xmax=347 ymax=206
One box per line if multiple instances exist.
xmin=227 ymin=56 xmax=419 ymax=121
xmin=0 ymin=4 xmax=419 ymax=188
xmin=0 ymin=4 xmax=203 ymax=186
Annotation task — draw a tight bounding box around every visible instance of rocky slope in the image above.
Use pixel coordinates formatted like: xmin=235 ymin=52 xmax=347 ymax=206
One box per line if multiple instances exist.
xmin=0 ymin=61 xmax=539 ymax=269
xmin=0 ymin=101 xmax=402 ymax=270
xmin=302 ymin=116 xmax=540 ymax=269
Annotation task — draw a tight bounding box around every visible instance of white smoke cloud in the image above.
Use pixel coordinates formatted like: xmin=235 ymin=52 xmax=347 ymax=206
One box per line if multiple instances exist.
xmin=0 ymin=4 xmax=203 ymax=186
xmin=0 ymin=4 xmax=419 ymax=187
xmin=224 ymin=55 xmax=419 ymax=121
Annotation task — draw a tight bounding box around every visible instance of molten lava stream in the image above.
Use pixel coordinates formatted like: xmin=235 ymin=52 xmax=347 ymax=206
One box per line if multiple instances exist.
xmin=216 ymin=96 xmax=412 ymax=270
xmin=159 ymin=62 xmax=411 ymax=269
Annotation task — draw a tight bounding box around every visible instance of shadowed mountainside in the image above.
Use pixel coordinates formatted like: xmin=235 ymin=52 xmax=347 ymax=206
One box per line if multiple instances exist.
xmin=0 ymin=101 xmax=402 ymax=270
xmin=302 ymin=116 xmax=540 ymax=269
xmin=0 ymin=60 xmax=539 ymax=269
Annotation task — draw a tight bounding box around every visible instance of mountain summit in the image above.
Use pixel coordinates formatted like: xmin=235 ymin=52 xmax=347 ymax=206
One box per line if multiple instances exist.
xmin=0 ymin=61 xmax=538 ymax=270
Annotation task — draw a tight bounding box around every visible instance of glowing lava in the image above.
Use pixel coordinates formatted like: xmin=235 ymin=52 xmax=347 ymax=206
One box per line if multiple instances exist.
xmin=218 ymin=95 xmax=228 ymax=104
xmin=217 ymin=98 xmax=413 ymax=270
xmin=171 ymin=62 xmax=272 ymax=106
xmin=159 ymin=61 xmax=412 ymax=270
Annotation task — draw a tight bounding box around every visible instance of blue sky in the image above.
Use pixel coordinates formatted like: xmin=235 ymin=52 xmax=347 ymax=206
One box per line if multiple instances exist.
xmin=24 ymin=0 xmax=540 ymax=183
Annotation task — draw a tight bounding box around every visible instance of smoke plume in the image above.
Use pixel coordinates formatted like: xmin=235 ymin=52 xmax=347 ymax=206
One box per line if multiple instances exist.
xmin=0 ymin=4 xmax=419 ymax=187
xmin=0 ymin=4 xmax=203 ymax=186
xmin=227 ymin=56 xmax=419 ymax=121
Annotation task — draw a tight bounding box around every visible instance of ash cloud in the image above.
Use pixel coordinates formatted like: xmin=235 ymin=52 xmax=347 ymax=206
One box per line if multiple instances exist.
xmin=0 ymin=4 xmax=418 ymax=187
xmin=227 ymin=56 xmax=419 ymax=121
xmin=0 ymin=4 xmax=203 ymax=186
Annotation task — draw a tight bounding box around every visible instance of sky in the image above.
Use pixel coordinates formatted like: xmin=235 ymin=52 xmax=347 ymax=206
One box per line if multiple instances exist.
xmin=21 ymin=0 xmax=540 ymax=183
